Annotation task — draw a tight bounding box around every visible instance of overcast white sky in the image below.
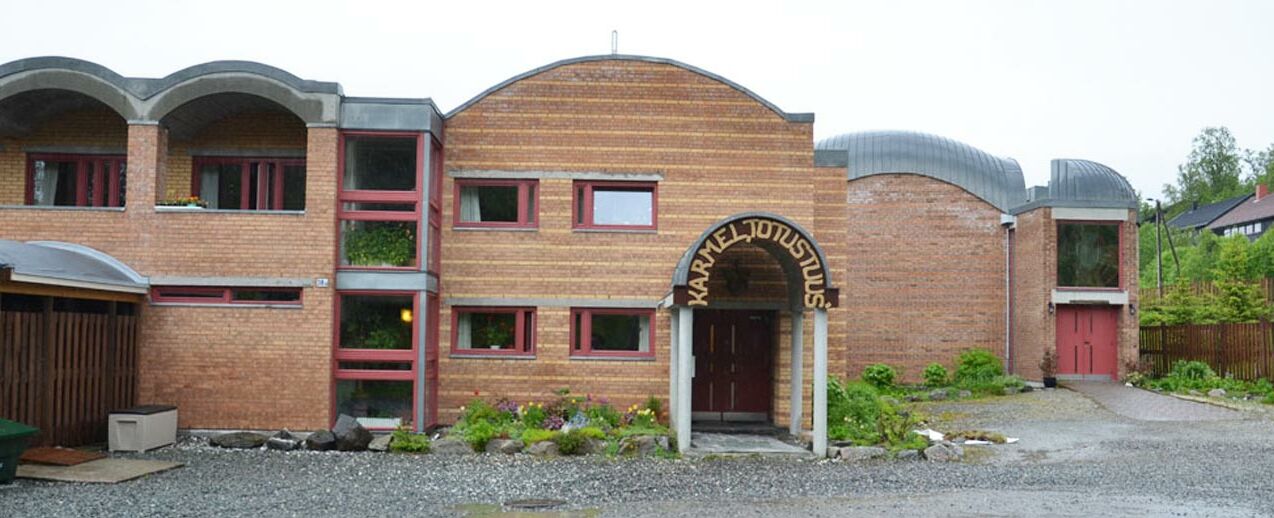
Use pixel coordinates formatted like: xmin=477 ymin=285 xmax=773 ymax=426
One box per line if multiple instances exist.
xmin=4 ymin=0 xmax=1272 ymax=199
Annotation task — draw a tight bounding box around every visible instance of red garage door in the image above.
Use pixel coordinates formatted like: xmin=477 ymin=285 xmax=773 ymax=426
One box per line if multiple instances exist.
xmin=1055 ymin=305 xmax=1119 ymax=380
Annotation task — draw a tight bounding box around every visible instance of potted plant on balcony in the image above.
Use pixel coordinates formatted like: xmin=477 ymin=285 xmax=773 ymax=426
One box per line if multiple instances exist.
xmin=158 ymin=196 xmax=208 ymax=209
xmin=344 ymin=223 xmax=414 ymax=267
xmin=477 ymin=320 xmax=514 ymax=350
xmin=1040 ymin=349 xmax=1058 ymax=388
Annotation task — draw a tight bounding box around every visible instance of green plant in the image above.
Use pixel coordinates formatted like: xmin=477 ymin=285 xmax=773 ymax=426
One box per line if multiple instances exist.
xmin=861 ymin=364 xmax=897 ymax=390
xmin=577 ymin=426 xmax=606 ymax=440
xmin=1170 ymin=360 xmax=1216 ymax=381
xmin=459 ymin=398 xmax=506 ymax=427
xmin=955 ymin=348 xmax=1004 ymax=385
xmin=389 ymin=425 xmax=432 ymax=453
xmin=827 ymin=378 xmax=883 ymax=445
xmin=554 ymin=428 xmax=594 ymax=455
xmin=463 ymin=420 xmax=496 ymax=452
xmin=521 ymin=403 xmax=548 ymax=429
xmin=643 ymin=395 xmax=663 ymax=420
xmin=476 ymin=319 xmax=514 ymax=348
xmin=876 ymin=403 xmax=923 ymax=451
xmin=520 ymin=428 xmax=559 ymax=444
xmin=363 ymin=327 xmax=404 ymax=349
xmin=922 ymin=363 xmax=949 ymax=387
xmin=585 ymin=404 xmax=622 ymax=429
xmin=344 ymin=223 xmax=414 ymax=266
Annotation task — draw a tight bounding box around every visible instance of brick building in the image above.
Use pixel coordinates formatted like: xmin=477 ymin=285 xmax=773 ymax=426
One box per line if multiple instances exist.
xmin=0 ymin=55 xmax=1138 ymax=454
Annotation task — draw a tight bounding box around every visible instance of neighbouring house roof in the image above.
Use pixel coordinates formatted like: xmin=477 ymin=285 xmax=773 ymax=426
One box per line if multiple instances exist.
xmin=1166 ymin=194 xmax=1251 ymax=230
xmin=0 ymin=240 xmax=147 ymax=294
xmin=1208 ymin=195 xmax=1274 ymax=230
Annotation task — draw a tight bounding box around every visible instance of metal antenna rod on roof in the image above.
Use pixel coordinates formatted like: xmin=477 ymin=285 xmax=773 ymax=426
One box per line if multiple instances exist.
xmin=611 ymin=30 xmax=618 ymax=55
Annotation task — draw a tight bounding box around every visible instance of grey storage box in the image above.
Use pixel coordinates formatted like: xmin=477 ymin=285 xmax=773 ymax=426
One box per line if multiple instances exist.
xmin=109 ymin=405 xmax=177 ymax=452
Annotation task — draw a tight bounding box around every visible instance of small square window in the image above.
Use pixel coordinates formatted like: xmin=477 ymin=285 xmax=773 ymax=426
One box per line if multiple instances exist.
xmin=454 ymin=180 xmax=538 ymax=228
xmin=452 ymin=307 xmax=535 ymax=356
xmin=343 ymin=135 xmax=418 ymax=191
xmin=573 ymin=181 xmax=656 ymax=230
xmin=570 ymin=308 xmax=654 ymax=358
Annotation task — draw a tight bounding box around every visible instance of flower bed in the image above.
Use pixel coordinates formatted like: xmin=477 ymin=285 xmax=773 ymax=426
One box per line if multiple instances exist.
xmin=1127 ymin=360 xmax=1274 ymax=404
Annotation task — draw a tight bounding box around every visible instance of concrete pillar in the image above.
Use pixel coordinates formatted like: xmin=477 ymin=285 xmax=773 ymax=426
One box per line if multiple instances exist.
xmin=676 ymin=306 xmax=694 ymax=454
xmin=789 ymin=310 xmax=804 ymax=435
xmin=813 ymin=307 xmax=828 ymax=457
xmin=668 ymin=308 xmax=679 ymax=434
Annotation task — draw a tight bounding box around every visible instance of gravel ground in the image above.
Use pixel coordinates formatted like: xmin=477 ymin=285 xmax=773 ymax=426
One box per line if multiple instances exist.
xmin=6 ymin=388 xmax=1274 ymax=517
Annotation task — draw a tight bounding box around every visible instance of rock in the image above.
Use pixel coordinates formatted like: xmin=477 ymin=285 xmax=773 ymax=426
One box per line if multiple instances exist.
xmin=1020 ymin=384 xmax=1035 ymax=393
xmin=838 ymin=446 xmax=888 ymax=462
xmin=1208 ymin=388 xmax=1227 ymax=398
xmin=798 ymin=431 xmax=813 ymax=446
xmin=331 ymin=414 xmax=373 ymax=451
xmin=1188 ymin=389 xmax=1202 ymax=396
xmin=831 ymin=440 xmax=857 ymax=448
xmin=305 ymin=430 xmax=337 ymax=451
xmin=896 ymin=449 xmax=921 ymax=461
xmin=656 ymin=436 xmax=670 ymax=451
xmin=368 ymin=434 xmax=392 ymax=452
xmin=527 ymin=441 xmax=560 ymax=457
xmin=957 ymin=390 xmax=973 ymax=399
xmin=619 ymin=435 xmax=659 ymax=457
xmin=265 ymin=430 xmax=301 ymax=451
xmin=1002 ymin=386 xmax=1021 ymax=395
xmin=579 ymin=438 xmax=607 ymax=455
xmin=924 ymin=441 xmax=964 ymax=462
xmin=929 ymin=389 xmax=949 ymax=401
xmin=826 ymin=447 xmax=841 ymax=458
xmin=485 ymin=438 xmax=524 ymax=454
xmin=210 ymin=431 xmax=268 ymax=449
xmin=431 ymin=437 xmax=470 ymax=455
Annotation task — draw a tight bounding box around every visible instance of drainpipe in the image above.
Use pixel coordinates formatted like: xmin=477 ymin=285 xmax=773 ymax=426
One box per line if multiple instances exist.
xmin=1001 ymin=214 xmax=1017 ymax=374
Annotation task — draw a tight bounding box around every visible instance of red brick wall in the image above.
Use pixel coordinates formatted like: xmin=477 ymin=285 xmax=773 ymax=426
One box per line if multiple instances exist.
xmin=0 ymin=107 xmax=128 ymax=204
xmin=841 ymin=174 xmax=1008 ymax=382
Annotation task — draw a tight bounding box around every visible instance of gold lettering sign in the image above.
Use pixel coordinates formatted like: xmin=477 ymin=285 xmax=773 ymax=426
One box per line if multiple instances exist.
xmin=685 ymin=217 xmax=833 ymax=309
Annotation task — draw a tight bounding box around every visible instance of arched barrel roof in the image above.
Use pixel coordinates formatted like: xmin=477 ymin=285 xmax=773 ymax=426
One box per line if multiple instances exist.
xmin=1013 ymin=159 xmax=1138 ymax=213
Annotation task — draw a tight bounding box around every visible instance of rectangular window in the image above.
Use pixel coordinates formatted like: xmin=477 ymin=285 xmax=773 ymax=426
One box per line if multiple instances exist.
xmin=451 ymin=307 xmax=535 ymax=356
xmin=191 ymin=157 xmax=305 ymax=210
xmin=1057 ymin=223 xmax=1120 ymax=288
xmin=335 ymin=379 xmax=413 ymax=429
xmin=26 ymin=154 xmax=126 ymax=207
xmin=573 ymin=181 xmax=656 ymax=230
xmin=334 ymin=291 xmax=417 ymax=429
xmin=150 ymin=286 xmax=302 ymax=306
xmin=570 ymin=308 xmax=654 ymax=358
xmin=338 ymin=294 xmax=415 ymax=350
xmin=454 ymin=179 xmax=538 ymax=228
xmin=339 ymin=132 xmax=422 ymax=270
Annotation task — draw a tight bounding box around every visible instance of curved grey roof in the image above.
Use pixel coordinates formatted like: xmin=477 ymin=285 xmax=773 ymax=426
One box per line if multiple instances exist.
xmin=0 ymin=240 xmax=147 ymax=293
xmin=445 ymin=54 xmax=814 ymax=123
xmin=815 ymin=131 xmax=1027 ymax=212
xmin=1013 ymin=159 xmax=1138 ymax=213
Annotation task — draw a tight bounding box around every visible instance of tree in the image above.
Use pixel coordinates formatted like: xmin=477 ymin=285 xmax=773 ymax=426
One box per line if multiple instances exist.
xmin=1246 ymin=143 xmax=1274 ymax=188
xmin=1211 ymin=235 xmax=1269 ymax=323
xmin=1164 ymin=127 xmax=1246 ymax=206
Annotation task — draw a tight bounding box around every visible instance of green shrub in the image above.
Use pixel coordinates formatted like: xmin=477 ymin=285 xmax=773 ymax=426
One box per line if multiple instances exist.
xmin=959 ymin=375 xmax=1025 ymax=396
xmin=521 ymin=403 xmax=548 ymax=429
xmin=954 ymin=348 xmax=1003 ymax=384
xmin=1170 ymin=360 xmax=1216 ymax=381
xmin=577 ymin=426 xmax=607 ymax=440
xmin=827 ymin=378 xmax=883 ymax=445
xmin=643 ymin=395 xmax=663 ymax=419
xmin=585 ymin=404 xmax=622 ymax=429
xmin=554 ymin=428 xmax=596 ymax=455
xmin=344 ymin=222 xmax=415 ymax=266
xmin=389 ymin=426 xmax=432 ymax=453
xmin=521 ymin=428 xmax=559 ymax=444
xmin=861 ymin=364 xmax=897 ymax=390
xmin=923 ymin=363 xmax=949 ymax=387
xmin=1264 ymin=392 xmax=1274 ymax=405
xmin=463 ymin=420 xmax=496 ymax=452
xmin=459 ymin=399 xmax=504 ymax=426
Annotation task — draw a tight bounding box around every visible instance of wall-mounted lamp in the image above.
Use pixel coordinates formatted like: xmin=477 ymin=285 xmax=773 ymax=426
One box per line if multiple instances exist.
xmin=400 ymin=308 xmax=413 ymax=323
xmin=1129 ymin=304 xmax=1137 ymax=316
xmin=1047 ymin=302 xmax=1055 ymax=315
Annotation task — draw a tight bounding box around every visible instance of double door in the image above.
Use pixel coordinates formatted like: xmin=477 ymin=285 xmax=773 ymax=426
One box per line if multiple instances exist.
xmin=691 ymin=310 xmax=774 ymax=421
xmin=1055 ymin=305 xmax=1119 ymax=380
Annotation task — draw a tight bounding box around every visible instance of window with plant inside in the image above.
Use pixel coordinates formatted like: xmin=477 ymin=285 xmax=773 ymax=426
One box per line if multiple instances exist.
xmin=1057 ymin=222 xmax=1120 ymax=288
xmin=451 ymin=307 xmax=535 ymax=356
xmin=338 ymin=132 xmax=421 ymax=269
xmin=570 ymin=308 xmax=654 ymax=358
xmin=334 ymin=292 xmax=416 ymax=429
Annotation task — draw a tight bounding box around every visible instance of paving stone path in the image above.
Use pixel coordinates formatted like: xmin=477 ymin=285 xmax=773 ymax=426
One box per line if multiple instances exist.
xmin=1066 ymin=381 xmax=1242 ymax=421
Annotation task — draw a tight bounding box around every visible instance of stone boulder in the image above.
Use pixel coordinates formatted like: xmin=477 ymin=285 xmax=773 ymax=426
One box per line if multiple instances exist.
xmin=368 ymin=434 xmax=392 ymax=452
xmin=929 ymin=389 xmax=949 ymax=401
xmin=431 ymin=437 xmax=471 ymax=455
xmin=957 ymin=390 xmax=973 ymax=399
xmin=924 ymin=441 xmax=964 ymax=462
xmin=619 ymin=435 xmax=659 ymax=457
xmin=838 ymin=446 xmax=888 ymax=462
xmin=1208 ymin=388 xmax=1227 ymax=398
xmin=896 ymin=449 xmax=921 ymax=461
xmin=485 ymin=438 xmax=525 ymax=455
xmin=210 ymin=431 xmax=268 ymax=449
xmin=527 ymin=441 xmax=560 ymax=457
xmin=578 ymin=438 xmax=607 ymax=455
xmin=265 ymin=430 xmax=301 ymax=451
xmin=332 ymin=414 xmax=373 ymax=451
xmin=305 ymin=430 xmax=337 ymax=451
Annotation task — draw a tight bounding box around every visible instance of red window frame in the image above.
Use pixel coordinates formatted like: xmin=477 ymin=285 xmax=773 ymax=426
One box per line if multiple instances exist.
xmin=337 ymin=131 xmax=424 ymax=271
xmin=452 ymin=178 xmax=539 ymax=229
xmin=571 ymin=181 xmax=657 ymax=231
xmin=1055 ymin=220 xmax=1124 ymax=291
xmin=428 ymin=142 xmax=443 ymax=275
xmin=332 ymin=291 xmax=419 ymax=429
xmin=25 ymin=153 xmax=127 ymax=208
xmin=190 ymin=156 xmax=306 ymax=210
xmin=569 ymin=307 xmax=656 ymax=359
xmin=450 ymin=306 xmax=536 ymax=356
xmin=150 ymin=286 xmax=303 ymax=306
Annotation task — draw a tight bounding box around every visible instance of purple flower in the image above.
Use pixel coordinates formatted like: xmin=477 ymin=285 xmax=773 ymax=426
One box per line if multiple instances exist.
xmin=542 ymin=415 xmax=565 ymax=430
xmin=496 ymin=399 xmax=518 ymax=414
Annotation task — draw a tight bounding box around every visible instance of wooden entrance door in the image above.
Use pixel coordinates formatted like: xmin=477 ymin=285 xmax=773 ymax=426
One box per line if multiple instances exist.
xmin=1055 ymin=305 xmax=1119 ymax=380
xmin=691 ymin=310 xmax=774 ymax=421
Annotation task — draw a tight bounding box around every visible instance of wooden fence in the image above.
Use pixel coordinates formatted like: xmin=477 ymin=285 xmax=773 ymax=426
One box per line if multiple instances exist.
xmin=1140 ymin=278 xmax=1274 ymax=305
xmin=1139 ymin=322 xmax=1274 ymax=381
xmin=0 ymin=299 xmax=139 ymax=447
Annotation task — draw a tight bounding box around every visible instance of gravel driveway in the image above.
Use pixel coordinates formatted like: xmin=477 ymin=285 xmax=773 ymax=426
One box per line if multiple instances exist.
xmin=6 ymin=388 xmax=1274 ymax=517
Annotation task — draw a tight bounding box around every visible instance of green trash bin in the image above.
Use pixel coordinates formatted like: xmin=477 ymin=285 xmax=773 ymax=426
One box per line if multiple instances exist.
xmin=0 ymin=419 xmax=38 ymax=484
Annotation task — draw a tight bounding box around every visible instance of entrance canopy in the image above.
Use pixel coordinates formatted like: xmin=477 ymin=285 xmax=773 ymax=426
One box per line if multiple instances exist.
xmin=671 ymin=212 xmax=839 ymax=310
xmin=0 ymin=240 xmax=147 ymax=296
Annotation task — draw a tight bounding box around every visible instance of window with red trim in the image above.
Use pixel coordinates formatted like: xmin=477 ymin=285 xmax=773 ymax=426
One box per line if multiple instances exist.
xmin=451 ymin=307 xmax=535 ymax=356
xmin=191 ymin=157 xmax=305 ymax=210
xmin=150 ymin=286 xmax=302 ymax=306
xmin=572 ymin=181 xmax=656 ymax=230
xmin=570 ymin=308 xmax=655 ymax=358
xmin=26 ymin=154 xmax=127 ymax=208
xmin=1057 ymin=222 xmax=1121 ymax=288
xmin=334 ymin=292 xmax=417 ymax=429
xmin=338 ymin=132 xmax=422 ymax=269
xmin=454 ymin=179 xmax=538 ymax=228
